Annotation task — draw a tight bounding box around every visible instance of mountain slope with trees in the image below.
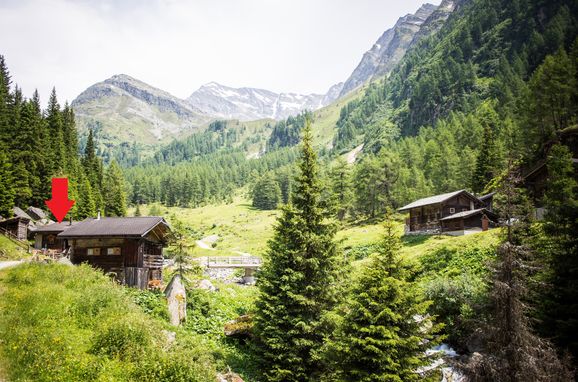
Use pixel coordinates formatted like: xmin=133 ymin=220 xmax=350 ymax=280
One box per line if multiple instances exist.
xmin=0 ymin=56 xmax=126 ymax=219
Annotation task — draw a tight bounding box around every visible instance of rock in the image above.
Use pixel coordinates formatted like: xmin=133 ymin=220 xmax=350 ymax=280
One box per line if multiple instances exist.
xmin=216 ymin=370 xmax=244 ymax=382
xmin=197 ymin=279 xmax=217 ymax=291
xmin=224 ymin=315 xmax=253 ymax=339
xmin=164 ymin=275 xmax=187 ymax=326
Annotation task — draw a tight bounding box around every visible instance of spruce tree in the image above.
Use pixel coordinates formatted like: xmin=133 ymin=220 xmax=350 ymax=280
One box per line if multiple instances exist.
xmin=254 ymin=120 xmax=340 ymax=381
xmin=463 ymin=165 xmax=571 ymax=381
xmin=103 ymin=160 xmax=127 ymax=217
xmin=252 ymin=175 xmax=282 ymax=210
xmin=0 ymin=151 xmax=15 ymax=217
xmin=329 ymin=157 xmax=352 ymax=221
xmin=538 ymin=144 xmax=578 ymax=366
xmin=326 ymin=216 xmax=437 ymax=381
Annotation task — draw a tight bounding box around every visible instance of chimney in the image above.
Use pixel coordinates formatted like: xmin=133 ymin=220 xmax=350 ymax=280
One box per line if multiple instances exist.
xmin=69 ymin=217 xmax=73 ymax=226
xmin=97 ymin=211 xmax=101 ymax=220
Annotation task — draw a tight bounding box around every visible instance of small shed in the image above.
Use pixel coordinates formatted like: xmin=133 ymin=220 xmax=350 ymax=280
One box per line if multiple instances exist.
xmin=0 ymin=216 xmax=31 ymax=241
xmin=59 ymin=216 xmax=171 ymax=289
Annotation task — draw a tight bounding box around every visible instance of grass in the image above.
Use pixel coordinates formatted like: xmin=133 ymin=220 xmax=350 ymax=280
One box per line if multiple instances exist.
xmin=0 ymin=263 xmax=216 ymax=381
xmin=0 ymin=235 xmax=29 ymax=260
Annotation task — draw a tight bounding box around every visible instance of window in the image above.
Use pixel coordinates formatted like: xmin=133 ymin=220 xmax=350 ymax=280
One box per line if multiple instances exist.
xmin=107 ymin=247 xmax=121 ymax=255
xmin=87 ymin=248 xmax=101 ymax=256
xmin=449 ymin=208 xmax=455 ymax=214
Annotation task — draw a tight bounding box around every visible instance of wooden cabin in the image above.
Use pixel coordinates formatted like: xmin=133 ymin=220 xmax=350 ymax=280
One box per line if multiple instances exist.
xmin=0 ymin=216 xmax=31 ymax=241
xmin=58 ymin=217 xmax=171 ymax=289
xmin=398 ymin=190 xmax=495 ymax=235
xmin=32 ymin=221 xmax=79 ymax=250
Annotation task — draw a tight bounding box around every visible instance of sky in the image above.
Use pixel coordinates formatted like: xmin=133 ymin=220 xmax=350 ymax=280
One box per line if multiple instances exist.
xmin=0 ymin=0 xmax=439 ymax=106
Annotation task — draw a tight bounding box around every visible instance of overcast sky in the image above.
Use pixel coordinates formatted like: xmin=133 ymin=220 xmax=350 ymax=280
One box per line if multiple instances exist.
xmin=0 ymin=0 xmax=439 ymax=106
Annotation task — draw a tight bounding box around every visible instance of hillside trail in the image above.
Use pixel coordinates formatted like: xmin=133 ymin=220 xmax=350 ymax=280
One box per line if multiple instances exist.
xmin=196 ymin=234 xmax=219 ymax=250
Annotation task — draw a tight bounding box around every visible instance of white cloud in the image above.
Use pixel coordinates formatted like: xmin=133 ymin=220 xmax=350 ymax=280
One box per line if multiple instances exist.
xmin=0 ymin=0 xmax=440 ymax=106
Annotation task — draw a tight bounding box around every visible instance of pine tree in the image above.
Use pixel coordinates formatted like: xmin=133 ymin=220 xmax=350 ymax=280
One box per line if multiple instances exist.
xmin=326 ymin=216 xmax=437 ymax=381
xmin=75 ymin=171 xmax=96 ymax=219
xmin=254 ymin=120 xmax=341 ymax=381
xmin=329 ymin=157 xmax=352 ymax=221
xmin=463 ymin=165 xmax=571 ymax=381
xmin=103 ymin=160 xmax=126 ymax=217
xmin=538 ymin=144 xmax=578 ymax=365
xmin=252 ymin=175 xmax=282 ymax=210
xmin=472 ymin=102 xmax=501 ymax=193
xmin=0 ymin=151 xmax=15 ymax=217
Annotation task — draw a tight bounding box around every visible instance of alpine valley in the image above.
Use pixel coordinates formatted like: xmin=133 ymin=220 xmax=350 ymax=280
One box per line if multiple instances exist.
xmin=1 ymin=0 xmax=577 ymax=381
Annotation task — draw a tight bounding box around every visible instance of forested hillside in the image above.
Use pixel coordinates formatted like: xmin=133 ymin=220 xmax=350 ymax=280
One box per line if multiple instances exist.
xmin=0 ymin=57 xmax=126 ymax=218
xmin=326 ymin=0 xmax=578 ymax=214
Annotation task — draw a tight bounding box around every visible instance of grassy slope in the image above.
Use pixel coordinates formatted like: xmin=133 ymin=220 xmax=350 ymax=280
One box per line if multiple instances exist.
xmin=0 ymin=235 xmax=28 ymax=260
xmin=0 ymin=263 xmax=216 ymax=381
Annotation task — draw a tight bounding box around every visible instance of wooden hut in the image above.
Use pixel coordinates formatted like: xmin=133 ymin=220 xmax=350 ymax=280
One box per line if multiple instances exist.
xmin=32 ymin=221 xmax=79 ymax=250
xmin=59 ymin=217 xmax=171 ymax=289
xmin=0 ymin=216 xmax=30 ymax=241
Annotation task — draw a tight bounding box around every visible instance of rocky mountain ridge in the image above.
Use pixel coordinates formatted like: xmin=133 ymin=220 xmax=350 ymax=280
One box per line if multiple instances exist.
xmin=338 ymin=3 xmax=438 ymax=97
xmin=186 ymin=82 xmax=333 ymax=121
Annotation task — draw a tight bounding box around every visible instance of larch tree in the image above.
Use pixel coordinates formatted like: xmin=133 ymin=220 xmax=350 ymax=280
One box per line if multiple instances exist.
xmin=254 ymin=120 xmax=341 ymax=381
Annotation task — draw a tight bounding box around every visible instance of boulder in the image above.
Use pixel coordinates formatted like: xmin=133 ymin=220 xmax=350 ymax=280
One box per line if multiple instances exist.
xmin=224 ymin=315 xmax=253 ymax=339
xmin=216 ymin=371 xmax=244 ymax=382
xmin=164 ymin=274 xmax=187 ymax=326
xmin=197 ymin=279 xmax=217 ymax=291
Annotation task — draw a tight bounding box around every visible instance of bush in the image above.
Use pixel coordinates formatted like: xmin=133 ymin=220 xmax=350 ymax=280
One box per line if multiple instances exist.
xmin=416 ymin=244 xmax=496 ymax=347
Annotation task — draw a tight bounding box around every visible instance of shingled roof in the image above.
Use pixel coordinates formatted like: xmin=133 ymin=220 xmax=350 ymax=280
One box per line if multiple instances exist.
xmin=58 ymin=217 xmax=169 ymax=238
xmin=33 ymin=221 xmax=80 ymax=233
xmin=398 ymin=190 xmax=478 ymax=212
xmin=439 ymin=208 xmax=497 ymax=221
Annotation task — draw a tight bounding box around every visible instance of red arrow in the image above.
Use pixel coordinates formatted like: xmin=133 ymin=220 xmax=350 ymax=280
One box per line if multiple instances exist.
xmin=45 ymin=178 xmax=75 ymax=223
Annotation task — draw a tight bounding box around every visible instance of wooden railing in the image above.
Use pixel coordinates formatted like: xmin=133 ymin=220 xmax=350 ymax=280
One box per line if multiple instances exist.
xmin=206 ymin=256 xmax=261 ymax=267
xmin=143 ymin=254 xmax=163 ymax=268
xmin=0 ymin=227 xmax=30 ymax=251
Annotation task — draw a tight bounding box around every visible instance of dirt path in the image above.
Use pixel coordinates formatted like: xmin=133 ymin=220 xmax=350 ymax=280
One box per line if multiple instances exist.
xmin=0 ymin=261 xmax=21 ymax=271
xmin=195 ymin=234 xmax=219 ymax=250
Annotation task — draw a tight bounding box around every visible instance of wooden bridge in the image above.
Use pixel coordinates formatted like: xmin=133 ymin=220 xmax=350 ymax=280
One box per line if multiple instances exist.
xmin=205 ymin=256 xmax=261 ymax=268
xmin=202 ymin=256 xmax=262 ymax=284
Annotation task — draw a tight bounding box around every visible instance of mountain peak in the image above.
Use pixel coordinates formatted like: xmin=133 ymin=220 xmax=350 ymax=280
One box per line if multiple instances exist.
xmin=187 ymin=83 xmax=327 ymax=121
xmin=338 ymin=2 xmax=441 ymax=97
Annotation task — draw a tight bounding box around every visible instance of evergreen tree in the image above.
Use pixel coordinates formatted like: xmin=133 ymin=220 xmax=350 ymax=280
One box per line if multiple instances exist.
xmin=103 ymin=160 xmax=126 ymax=217
xmin=472 ymin=102 xmax=501 ymax=193
xmin=254 ymin=120 xmax=341 ymax=381
xmin=326 ymin=216 xmax=438 ymax=381
xmin=328 ymin=157 xmax=352 ymax=221
xmin=0 ymin=151 xmax=14 ymax=217
xmin=538 ymin=145 xmax=578 ymax=365
xmin=75 ymin=171 xmax=96 ymax=219
xmin=252 ymin=175 xmax=282 ymax=210
xmin=464 ymin=165 xmax=571 ymax=381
